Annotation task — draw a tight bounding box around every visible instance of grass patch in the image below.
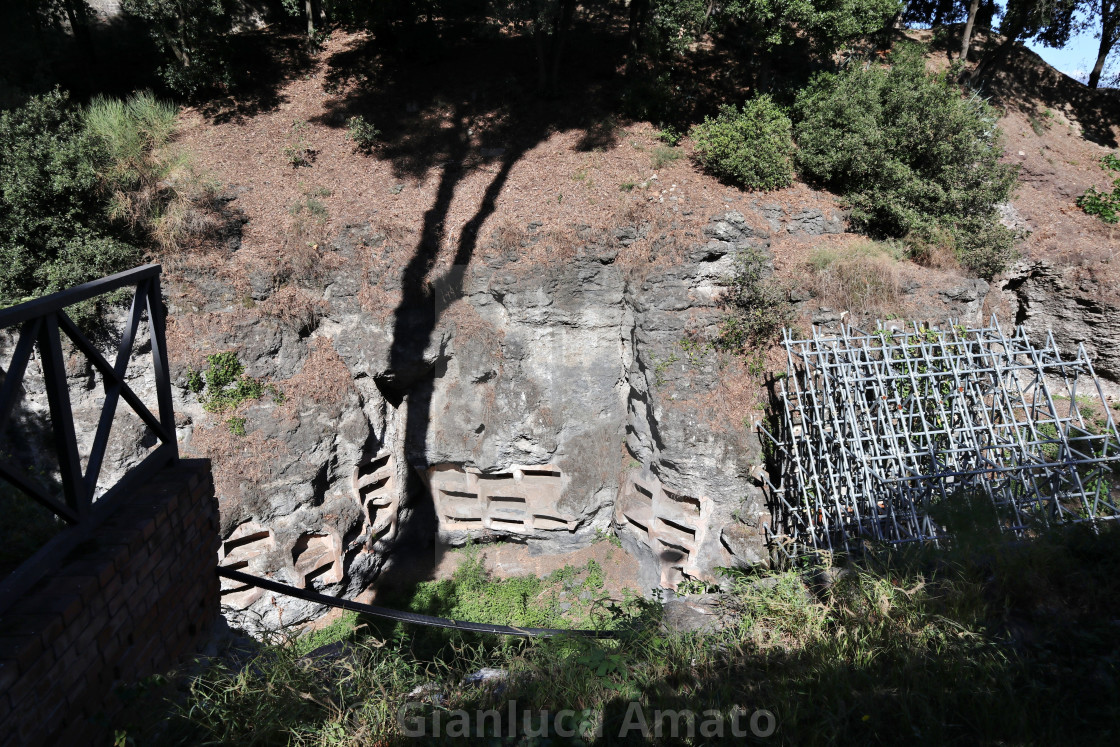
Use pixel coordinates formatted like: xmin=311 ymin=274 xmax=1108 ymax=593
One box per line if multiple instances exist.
xmin=808 ymin=240 xmax=903 ymax=316
xmin=649 ymin=145 xmax=683 ymax=170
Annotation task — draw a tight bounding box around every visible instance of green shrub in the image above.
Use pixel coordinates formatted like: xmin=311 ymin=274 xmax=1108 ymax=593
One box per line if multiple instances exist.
xmin=792 ymin=44 xmax=1021 ymax=279
xmin=85 ymin=91 xmax=180 ymax=230
xmin=1077 ymin=153 xmax=1120 ymax=225
xmin=85 ymin=91 xmax=178 ymax=194
xmin=346 ymin=115 xmax=380 ymax=153
xmin=793 ymin=43 xmax=1019 ymax=279
xmin=690 ymin=95 xmax=795 ymax=191
xmin=953 ymin=214 xmax=1019 ymax=277
xmin=120 ymin=0 xmax=234 ymax=98
xmin=0 ymin=89 xmax=139 ymax=309
xmin=656 ymin=125 xmax=684 ymax=146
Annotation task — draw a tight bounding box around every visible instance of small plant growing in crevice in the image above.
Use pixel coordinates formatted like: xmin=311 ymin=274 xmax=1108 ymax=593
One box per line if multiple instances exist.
xmin=226 ymin=416 xmax=247 ymax=436
xmin=594 ymin=528 xmax=623 ymax=548
xmin=678 ymin=335 xmax=713 ymax=365
xmin=186 ymin=352 xmax=281 ymax=414
xmin=650 ymin=351 xmax=680 ymax=386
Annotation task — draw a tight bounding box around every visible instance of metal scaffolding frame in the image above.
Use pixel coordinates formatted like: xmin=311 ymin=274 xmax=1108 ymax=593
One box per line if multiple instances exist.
xmin=763 ymin=317 xmax=1120 ymax=560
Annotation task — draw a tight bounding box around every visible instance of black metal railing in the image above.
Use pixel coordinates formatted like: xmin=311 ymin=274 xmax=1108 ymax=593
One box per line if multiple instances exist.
xmin=0 ymin=264 xmax=178 ymax=613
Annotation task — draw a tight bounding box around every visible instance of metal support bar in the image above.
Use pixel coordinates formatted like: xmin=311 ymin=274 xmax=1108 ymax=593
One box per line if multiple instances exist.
xmin=0 ymin=264 xmax=179 ymax=609
xmin=765 ymin=317 xmax=1120 ymax=559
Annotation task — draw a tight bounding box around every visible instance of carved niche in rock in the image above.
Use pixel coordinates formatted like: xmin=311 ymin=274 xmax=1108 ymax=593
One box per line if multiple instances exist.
xmin=218 ymin=521 xmax=275 ymax=609
xmin=291 ymin=531 xmax=344 ymax=588
xmin=615 ymin=469 xmax=716 ymax=590
xmin=351 ymin=450 xmax=398 ymax=547
xmin=424 ymin=464 xmax=578 ymax=542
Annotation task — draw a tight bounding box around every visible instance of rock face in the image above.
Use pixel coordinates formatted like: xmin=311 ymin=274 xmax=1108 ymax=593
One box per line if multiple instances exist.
xmin=11 ymin=198 xmax=1119 ymax=633
xmin=1000 ymin=260 xmax=1120 ymax=390
xmin=618 ymin=211 xmax=769 ymax=593
xmin=0 ymin=209 xmax=798 ymax=632
xmin=101 ymin=208 xmax=768 ymax=630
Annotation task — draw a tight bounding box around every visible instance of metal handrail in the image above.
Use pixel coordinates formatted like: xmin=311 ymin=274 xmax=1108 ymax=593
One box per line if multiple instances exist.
xmin=0 ymin=264 xmax=178 ymax=613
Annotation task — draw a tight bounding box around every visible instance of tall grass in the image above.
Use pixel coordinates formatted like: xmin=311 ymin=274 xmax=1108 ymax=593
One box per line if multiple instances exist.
xmin=85 ymin=91 xmax=222 ymax=254
xmin=85 ymin=91 xmax=178 ymax=192
xmin=808 ymin=240 xmax=903 ymax=317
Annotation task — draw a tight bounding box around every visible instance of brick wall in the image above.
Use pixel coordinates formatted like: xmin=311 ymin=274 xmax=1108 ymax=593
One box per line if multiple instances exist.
xmin=0 ymin=459 xmax=219 ymax=746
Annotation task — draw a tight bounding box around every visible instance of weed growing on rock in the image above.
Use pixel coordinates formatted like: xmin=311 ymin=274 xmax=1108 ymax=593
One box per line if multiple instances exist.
xmin=188 ymin=352 xmax=279 ymax=414
xmin=718 ymin=245 xmax=793 ymax=353
xmin=678 ymin=336 xmax=713 ymax=365
xmin=594 ymin=528 xmax=623 ymax=548
xmin=650 ymin=350 xmax=680 ymax=386
xmin=225 ymin=415 xmax=246 ymax=436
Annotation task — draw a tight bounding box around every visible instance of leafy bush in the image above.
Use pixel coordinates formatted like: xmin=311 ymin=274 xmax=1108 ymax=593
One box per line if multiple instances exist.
xmin=120 ymin=0 xmax=234 ymax=97
xmin=85 ymin=91 xmax=180 ymax=231
xmin=1077 ymin=153 xmax=1120 ymax=224
xmin=690 ymin=95 xmax=795 ymax=191
xmin=85 ymin=92 xmax=178 ymax=192
xmin=0 ymin=89 xmax=139 ymax=308
xmin=718 ymin=245 xmax=793 ymax=351
xmin=952 ymin=214 xmax=1019 ymax=277
xmin=794 ymin=43 xmax=1019 ymax=278
xmin=656 ymin=125 xmax=684 ymax=146
xmin=0 ymin=89 xmax=191 ymax=310
xmin=346 ymin=115 xmax=380 ymax=153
